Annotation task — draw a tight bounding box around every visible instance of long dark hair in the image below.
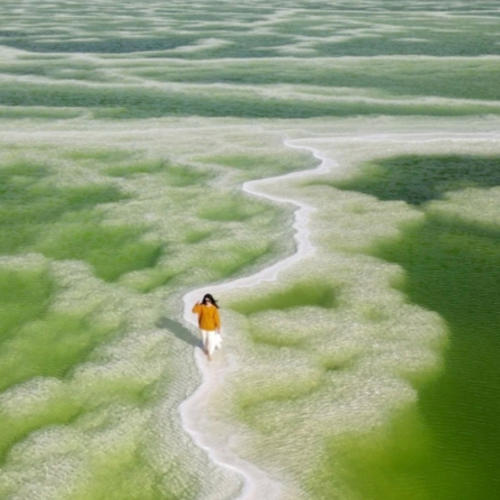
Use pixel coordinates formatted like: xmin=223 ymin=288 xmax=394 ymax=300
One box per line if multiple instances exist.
xmin=202 ymin=293 xmax=219 ymax=308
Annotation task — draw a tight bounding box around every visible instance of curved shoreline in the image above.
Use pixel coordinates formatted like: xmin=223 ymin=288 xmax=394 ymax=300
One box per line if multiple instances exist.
xmin=178 ymin=138 xmax=337 ymax=499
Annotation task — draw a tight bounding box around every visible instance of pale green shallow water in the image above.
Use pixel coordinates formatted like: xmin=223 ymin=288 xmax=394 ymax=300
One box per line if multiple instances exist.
xmin=0 ymin=1 xmax=499 ymax=499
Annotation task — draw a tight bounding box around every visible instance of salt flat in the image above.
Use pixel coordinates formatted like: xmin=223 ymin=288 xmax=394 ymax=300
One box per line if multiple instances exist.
xmin=0 ymin=1 xmax=499 ymax=499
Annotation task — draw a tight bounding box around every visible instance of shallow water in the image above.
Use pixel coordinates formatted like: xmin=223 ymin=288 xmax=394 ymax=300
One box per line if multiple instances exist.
xmin=317 ymin=155 xmax=500 ymax=499
xmin=0 ymin=1 xmax=499 ymax=499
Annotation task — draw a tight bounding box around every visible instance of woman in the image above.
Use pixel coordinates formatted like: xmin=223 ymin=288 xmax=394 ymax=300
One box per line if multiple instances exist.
xmin=192 ymin=293 xmax=221 ymax=360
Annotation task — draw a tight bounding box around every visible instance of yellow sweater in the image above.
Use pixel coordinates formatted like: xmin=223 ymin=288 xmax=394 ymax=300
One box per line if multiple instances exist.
xmin=192 ymin=303 xmax=221 ymax=331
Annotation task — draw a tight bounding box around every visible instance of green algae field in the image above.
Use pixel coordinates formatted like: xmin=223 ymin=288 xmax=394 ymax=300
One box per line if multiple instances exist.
xmin=0 ymin=1 xmax=499 ymax=499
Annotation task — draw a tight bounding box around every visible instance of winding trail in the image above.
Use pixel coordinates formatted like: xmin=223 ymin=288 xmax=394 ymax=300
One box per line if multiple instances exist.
xmin=179 ymin=139 xmax=337 ymax=499
xmin=178 ymin=130 xmax=500 ymax=498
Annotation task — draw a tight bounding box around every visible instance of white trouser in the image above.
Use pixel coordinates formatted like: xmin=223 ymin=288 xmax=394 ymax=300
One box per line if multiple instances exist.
xmin=200 ymin=329 xmax=221 ymax=355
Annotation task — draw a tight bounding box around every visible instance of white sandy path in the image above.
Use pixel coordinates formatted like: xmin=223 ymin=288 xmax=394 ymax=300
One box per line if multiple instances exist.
xmin=179 ymin=139 xmax=336 ymax=500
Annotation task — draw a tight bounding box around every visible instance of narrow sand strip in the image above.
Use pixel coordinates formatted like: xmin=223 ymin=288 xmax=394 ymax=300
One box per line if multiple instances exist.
xmin=179 ymin=139 xmax=337 ymax=499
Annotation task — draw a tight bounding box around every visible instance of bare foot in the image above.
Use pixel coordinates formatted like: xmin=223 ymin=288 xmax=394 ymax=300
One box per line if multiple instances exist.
xmin=207 ymin=352 xmax=212 ymax=361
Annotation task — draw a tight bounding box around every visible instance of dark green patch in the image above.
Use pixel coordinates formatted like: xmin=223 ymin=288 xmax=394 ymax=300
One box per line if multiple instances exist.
xmin=377 ymin=215 xmax=500 ymax=479
xmin=323 ymin=155 xmax=500 ymax=206
xmin=36 ymin=223 xmax=162 ymax=282
xmin=0 ymin=263 xmax=161 ymax=465
xmin=0 ymin=158 xmax=161 ymax=281
xmin=106 ymin=160 xmax=209 ymax=186
xmin=231 ymin=282 xmax=338 ymax=315
xmin=0 ymin=266 xmax=120 ymax=395
xmin=0 ymin=160 xmax=126 ymax=252
xmin=314 ymin=28 xmax=499 ymax=57
xmin=198 ymin=197 xmax=263 ymax=222
xmin=0 ymin=399 xmax=84 ymax=463
xmin=0 ymin=266 xmax=53 ymax=340
xmin=164 ymin=164 xmax=210 ymax=187
xmin=105 ymin=160 xmax=166 ymax=178
xmin=315 ymin=151 xmax=500 ymax=498
xmin=63 ymin=184 xmax=127 ymax=208
xmin=71 ymin=450 xmax=180 ymax=500
xmin=312 ymin=407 xmax=434 ymax=500
xmin=0 ymin=107 xmax=82 ymax=120
xmin=184 ymin=230 xmax=211 ymax=244
xmin=321 ymin=357 xmax=353 ymax=372
xmin=0 ymin=159 xmax=48 ymax=181
xmin=132 ymin=58 xmax=500 ymax=102
xmin=2 ymin=35 xmax=198 ymax=53
xmin=321 ymin=215 xmax=500 ymax=499
xmin=0 ymin=312 xmax=119 ymax=392
xmin=66 ymin=148 xmax=134 ymax=163
xmin=1 ymin=81 xmax=499 ymax=120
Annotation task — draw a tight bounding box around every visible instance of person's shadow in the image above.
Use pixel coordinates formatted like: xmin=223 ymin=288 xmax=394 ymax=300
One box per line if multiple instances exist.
xmin=156 ymin=316 xmax=201 ymax=348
